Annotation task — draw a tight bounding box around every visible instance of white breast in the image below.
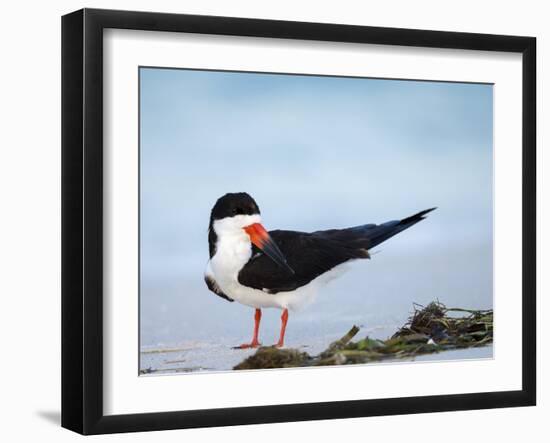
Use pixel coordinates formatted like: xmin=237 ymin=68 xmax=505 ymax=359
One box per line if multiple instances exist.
xmin=206 ymin=220 xmax=283 ymax=309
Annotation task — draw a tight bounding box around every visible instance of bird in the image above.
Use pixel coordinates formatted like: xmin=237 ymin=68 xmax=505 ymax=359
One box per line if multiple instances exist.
xmin=204 ymin=192 xmax=435 ymax=349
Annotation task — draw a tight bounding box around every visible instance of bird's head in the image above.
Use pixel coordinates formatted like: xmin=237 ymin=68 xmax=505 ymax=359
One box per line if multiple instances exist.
xmin=209 ymin=192 xmax=294 ymax=273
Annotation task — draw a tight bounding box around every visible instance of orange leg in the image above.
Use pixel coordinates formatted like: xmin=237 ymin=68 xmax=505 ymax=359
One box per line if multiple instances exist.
xmin=275 ymin=309 xmax=289 ymax=348
xmin=239 ymin=309 xmax=262 ymax=349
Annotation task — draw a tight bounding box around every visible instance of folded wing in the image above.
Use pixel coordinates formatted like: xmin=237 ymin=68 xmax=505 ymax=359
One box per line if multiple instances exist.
xmin=238 ymin=208 xmax=436 ymax=294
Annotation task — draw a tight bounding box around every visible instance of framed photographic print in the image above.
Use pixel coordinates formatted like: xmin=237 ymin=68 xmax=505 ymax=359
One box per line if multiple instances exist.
xmin=61 ymin=8 xmax=536 ymax=435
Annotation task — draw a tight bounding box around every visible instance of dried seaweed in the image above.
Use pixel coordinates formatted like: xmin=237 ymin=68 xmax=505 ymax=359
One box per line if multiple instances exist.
xmin=234 ymin=301 xmax=493 ymax=370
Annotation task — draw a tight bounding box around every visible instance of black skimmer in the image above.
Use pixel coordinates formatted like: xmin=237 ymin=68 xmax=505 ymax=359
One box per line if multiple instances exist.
xmin=204 ymin=192 xmax=435 ymax=349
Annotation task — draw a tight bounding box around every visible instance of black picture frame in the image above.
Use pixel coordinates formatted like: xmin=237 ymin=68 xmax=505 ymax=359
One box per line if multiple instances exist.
xmin=62 ymin=8 xmax=536 ymax=435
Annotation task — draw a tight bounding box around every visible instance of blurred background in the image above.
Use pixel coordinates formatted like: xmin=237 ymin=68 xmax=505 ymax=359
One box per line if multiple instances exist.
xmin=139 ymin=67 xmax=493 ymax=371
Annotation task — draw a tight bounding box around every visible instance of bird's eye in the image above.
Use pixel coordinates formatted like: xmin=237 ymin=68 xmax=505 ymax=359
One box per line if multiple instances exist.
xmin=233 ymin=207 xmax=244 ymax=215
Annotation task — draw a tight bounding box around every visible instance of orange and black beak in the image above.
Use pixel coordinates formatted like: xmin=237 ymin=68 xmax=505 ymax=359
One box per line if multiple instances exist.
xmin=244 ymin=223 xmax=295 ymax=274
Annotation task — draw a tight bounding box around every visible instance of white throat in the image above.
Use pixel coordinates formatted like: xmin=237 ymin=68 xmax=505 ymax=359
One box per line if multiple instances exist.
xmin=207 ymin=214 xmax=262 ymax=288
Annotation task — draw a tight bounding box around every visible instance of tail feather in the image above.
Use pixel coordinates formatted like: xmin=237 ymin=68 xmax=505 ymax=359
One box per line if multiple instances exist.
xmin=399 ymin=207 xmax=437 ymax=226
xmin=364 ymin=207 xmax=437 ymax=250
xmin=314 ymin=208 xmax=436 ymax=252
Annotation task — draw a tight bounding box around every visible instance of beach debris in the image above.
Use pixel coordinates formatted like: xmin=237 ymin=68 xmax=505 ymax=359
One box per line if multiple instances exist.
xmin=234 ymin=347 xmax=309 ymax=370
xmin=392 ymin=301 xmax=493 ymax=348
xmin=234 ymin=301 xmax=493 ymax=370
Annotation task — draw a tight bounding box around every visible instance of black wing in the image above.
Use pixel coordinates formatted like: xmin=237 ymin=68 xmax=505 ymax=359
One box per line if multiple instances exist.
xmin=238 ymin=208 xmax=436 ymax=294
xmin=238 ymin=230 xmax=367 ymax=294
xmin=204 ymin=275 xmax=234 ymax=302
